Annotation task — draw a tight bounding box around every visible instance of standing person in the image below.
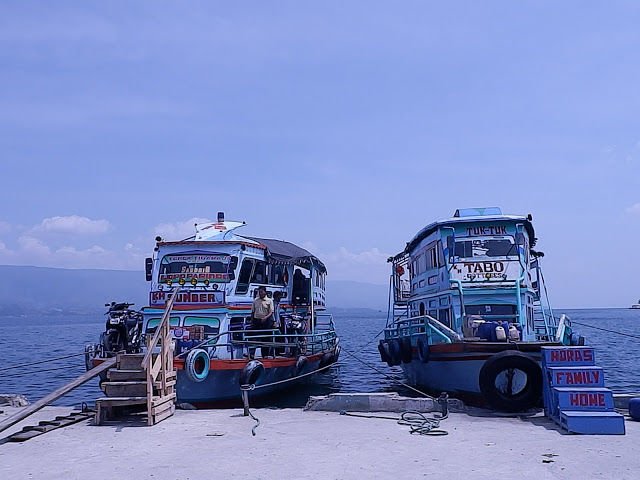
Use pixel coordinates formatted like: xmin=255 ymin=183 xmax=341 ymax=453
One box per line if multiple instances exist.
xmin=249 ymin=287 xmax=275 ymax=358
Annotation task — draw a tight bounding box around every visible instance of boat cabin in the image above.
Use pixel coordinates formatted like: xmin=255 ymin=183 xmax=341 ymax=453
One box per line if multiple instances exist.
xmin=389 ymin=207 xmax=554 ymax=342
xmin=142 ymin=213 xmax=329 ymax=357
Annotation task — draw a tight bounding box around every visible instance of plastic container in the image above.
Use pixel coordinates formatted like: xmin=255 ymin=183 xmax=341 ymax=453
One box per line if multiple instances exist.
xmin=495 ymin=326 xmax=507 ymax=341
xmin=508 ymin=325 xmax=520 ymax=341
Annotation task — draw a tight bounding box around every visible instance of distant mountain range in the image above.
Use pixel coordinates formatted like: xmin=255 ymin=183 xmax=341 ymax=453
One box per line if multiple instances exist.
xmin=0 ymin=265 xmax=388 ymax=315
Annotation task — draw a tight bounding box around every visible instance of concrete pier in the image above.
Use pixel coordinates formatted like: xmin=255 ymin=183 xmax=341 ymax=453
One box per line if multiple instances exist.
xmin=1 ymin=401 xmax=638 ymax=480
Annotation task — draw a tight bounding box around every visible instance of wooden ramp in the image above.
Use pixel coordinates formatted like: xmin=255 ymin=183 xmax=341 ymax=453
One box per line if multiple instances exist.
xmin=0 ymin=358 xmax=116 ymax=435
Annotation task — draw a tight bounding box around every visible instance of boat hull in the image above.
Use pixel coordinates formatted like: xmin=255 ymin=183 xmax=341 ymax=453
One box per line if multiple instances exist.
xmin=176 ymin=353 xmax=328 ymax=404
xmin=400 ymin=342 xmax=553 ymax=406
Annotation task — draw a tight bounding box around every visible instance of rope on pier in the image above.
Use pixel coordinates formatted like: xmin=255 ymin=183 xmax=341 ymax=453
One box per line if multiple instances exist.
xmin=339 ymin=409 xmax=449 ymax=436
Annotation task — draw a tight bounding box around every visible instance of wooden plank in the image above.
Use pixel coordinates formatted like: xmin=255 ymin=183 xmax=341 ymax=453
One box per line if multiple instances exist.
xmin=96 ymin=397 xmax=147 ymax=406
xmin=150 ymin=399 xmax=173 ymax=416
xmin=152 ymin=404 xmax=175 ymax=425
xmin=151 ymin=392 xmax=176 ymax=407
xmin=153 ymin=379 xmax=176 ymax=390
xmin=0 ymin=357 xmax=116 ymax=434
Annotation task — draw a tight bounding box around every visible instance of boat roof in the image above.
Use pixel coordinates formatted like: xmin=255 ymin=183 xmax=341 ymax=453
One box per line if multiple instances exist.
xmin=398 ymin=207 xmax=536 ymax=257
xmin=156 ymin=218 xmax=326 ymax=272
xmin=246 ymin=237 xmax=326 ymax=273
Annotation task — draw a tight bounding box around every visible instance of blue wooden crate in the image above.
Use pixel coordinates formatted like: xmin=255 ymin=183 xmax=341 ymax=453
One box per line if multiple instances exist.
xmin=553 ymin=387 xmax=614 ymax=412
xmin=542 ymin=346 xmax=596 ymax=367
xmin=547 ymin=366 xmax=605 ymax=387
xmin=559 ymin=411 xmax=625 ymax=435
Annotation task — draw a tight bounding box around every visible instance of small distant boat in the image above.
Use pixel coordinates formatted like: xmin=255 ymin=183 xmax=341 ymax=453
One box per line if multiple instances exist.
xmin=631 ymin=300 xmax=640 ymax=309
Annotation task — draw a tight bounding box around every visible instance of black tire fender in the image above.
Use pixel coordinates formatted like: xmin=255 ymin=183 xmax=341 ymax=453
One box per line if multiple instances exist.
xmin=378 ymin=340 xmax=391 ymax=365
xmin=388 ymin=338 xmax=402 ymax=366
xmin=479 ymin=351 xmax=542 ymax=412
xmin=417 ymin=337 xmax=430 ymax=363
xmin=400 ymin=337 xmax=413 ymax=363
xmin=239 ymin=360 xmax=264 ymax=386
xmin=295 ymin=356 xmax=308 ymax=375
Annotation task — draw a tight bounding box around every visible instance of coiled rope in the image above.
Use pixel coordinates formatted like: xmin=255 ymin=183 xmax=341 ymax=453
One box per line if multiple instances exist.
xmin=238 ymin=344 xmax=445 ymax=436
xmin=339 ymin=409 xmax=448 ymax=436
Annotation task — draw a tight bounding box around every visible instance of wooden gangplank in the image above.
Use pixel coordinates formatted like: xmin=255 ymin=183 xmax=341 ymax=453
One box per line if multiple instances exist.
xmin=0 ymin=357 xmax=116 ymax=435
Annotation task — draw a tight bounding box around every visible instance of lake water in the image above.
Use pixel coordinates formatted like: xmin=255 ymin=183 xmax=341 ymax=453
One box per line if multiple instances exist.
xmin=0 ymin=308 xmax=638 ymax=407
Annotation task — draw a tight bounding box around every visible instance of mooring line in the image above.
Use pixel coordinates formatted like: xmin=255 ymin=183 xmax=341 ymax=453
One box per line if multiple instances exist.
xmin=0 ymin=352 xmax=86 ymax=373
xmin=339 ymin=346 xmax=434 ymax=399
xmin=569 ymin=320 xmax=640 ymax=340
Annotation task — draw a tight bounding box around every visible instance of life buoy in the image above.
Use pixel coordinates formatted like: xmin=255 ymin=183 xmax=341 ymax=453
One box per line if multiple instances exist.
xmin=395 ymin=265 xmax=405 ymax=276
xmin=185 ymin=348 xmax=210 ymax=383
xmin=478 ymin=351 xmax=542 ymax=412
xmin=417 ymin=337 xmax=430 ymax=363
xmin=295 ymin=356 xmax=308 ymax=375
xmin=239 ymin=360 xmax=264 ymax=386
xmin=400 ymin=337 xmax=413 ymax=363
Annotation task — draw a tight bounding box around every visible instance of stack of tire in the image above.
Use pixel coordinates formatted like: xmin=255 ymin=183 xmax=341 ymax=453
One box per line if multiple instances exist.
xmin=378 ymin=337 xmax=413 ymax=366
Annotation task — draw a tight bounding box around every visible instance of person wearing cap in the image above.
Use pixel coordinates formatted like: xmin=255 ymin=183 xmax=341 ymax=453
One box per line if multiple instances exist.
xmin=248 ymin=286 xmax=275 ymax=358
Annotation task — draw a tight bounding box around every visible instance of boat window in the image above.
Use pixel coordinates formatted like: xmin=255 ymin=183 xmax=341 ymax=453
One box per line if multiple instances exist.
xmin=184 ymin=316 xmax=220 ymax=339
xmin=270 ymin=264 xmax=287 ymax=285
xmin=465 ymin=304 xmax=517 ymax=318
xmin=454 ymin=239 xmax=518 ymax=258
xmin=145 ymin=316 xmax=180 ymax=335
xmin=235 ymin=259 xmax=254 ymax=294
xmin=251 ymin=261 xmax=267 ymax=284
xmin=438 ymin=308 xmax=451 ymax=328
xmin=158 ymin=254 xmax=233 ymax=283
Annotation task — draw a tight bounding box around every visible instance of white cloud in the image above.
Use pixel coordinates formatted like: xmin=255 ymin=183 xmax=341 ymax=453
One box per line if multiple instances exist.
xmin=0 ymin=237 xmax=144 ymax=270
xmin=154 ymin=217 xmax=211 ymax=240
xmin=626 ymin=203 xmax=640 ymax=215
xmin=308 ymin=246 xmax=391 ymax=283
xmin=34 ymin=215 xmax=110 ymax=235
xmin=18 ymin=236 xmax=51 ymax=257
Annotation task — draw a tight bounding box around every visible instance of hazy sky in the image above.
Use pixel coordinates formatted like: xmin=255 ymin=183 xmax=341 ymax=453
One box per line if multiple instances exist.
xmin=1 ymin=2 xmax=639 ymax=308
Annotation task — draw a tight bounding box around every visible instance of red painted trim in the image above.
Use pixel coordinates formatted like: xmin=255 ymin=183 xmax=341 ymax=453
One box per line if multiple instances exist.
xmin=158 ymin=241 xmax=265 ymax=249
xmin=175 ymin=352 xmax=323 ymax=370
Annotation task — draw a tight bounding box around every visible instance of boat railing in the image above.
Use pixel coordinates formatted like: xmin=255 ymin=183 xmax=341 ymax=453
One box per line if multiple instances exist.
xmin=386 ymin=314 xmax=461 ymax=344
xmin=175 ymin=326 xmax=338 ymax=359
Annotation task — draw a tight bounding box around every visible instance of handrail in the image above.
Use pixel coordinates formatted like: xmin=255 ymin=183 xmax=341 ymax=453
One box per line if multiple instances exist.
xmin=142 ymin=286 xmax=180 ymax=368
xmin=143 ymin=286 xmax=180 ymax=426
xmin=391 ymin=314 xmax=461 ymax=343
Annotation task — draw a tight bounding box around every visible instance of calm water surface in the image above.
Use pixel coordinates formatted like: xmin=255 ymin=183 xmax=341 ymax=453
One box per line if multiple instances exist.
xmin=0 ymin=308 xmax=638 ymax=407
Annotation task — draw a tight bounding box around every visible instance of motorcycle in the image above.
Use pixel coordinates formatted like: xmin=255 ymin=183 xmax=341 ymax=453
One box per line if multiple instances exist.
xmin=100 ymin=302 xmax=144 ymax=356
xmin=279 ymin=312 xmax=309 ymax=356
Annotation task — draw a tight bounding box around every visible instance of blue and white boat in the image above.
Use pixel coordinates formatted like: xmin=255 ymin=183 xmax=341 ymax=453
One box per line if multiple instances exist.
xmin=91 ymin=212 xmax=339 ymax=406
xmin=379 ymin=207 xmax=578 ymax=411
